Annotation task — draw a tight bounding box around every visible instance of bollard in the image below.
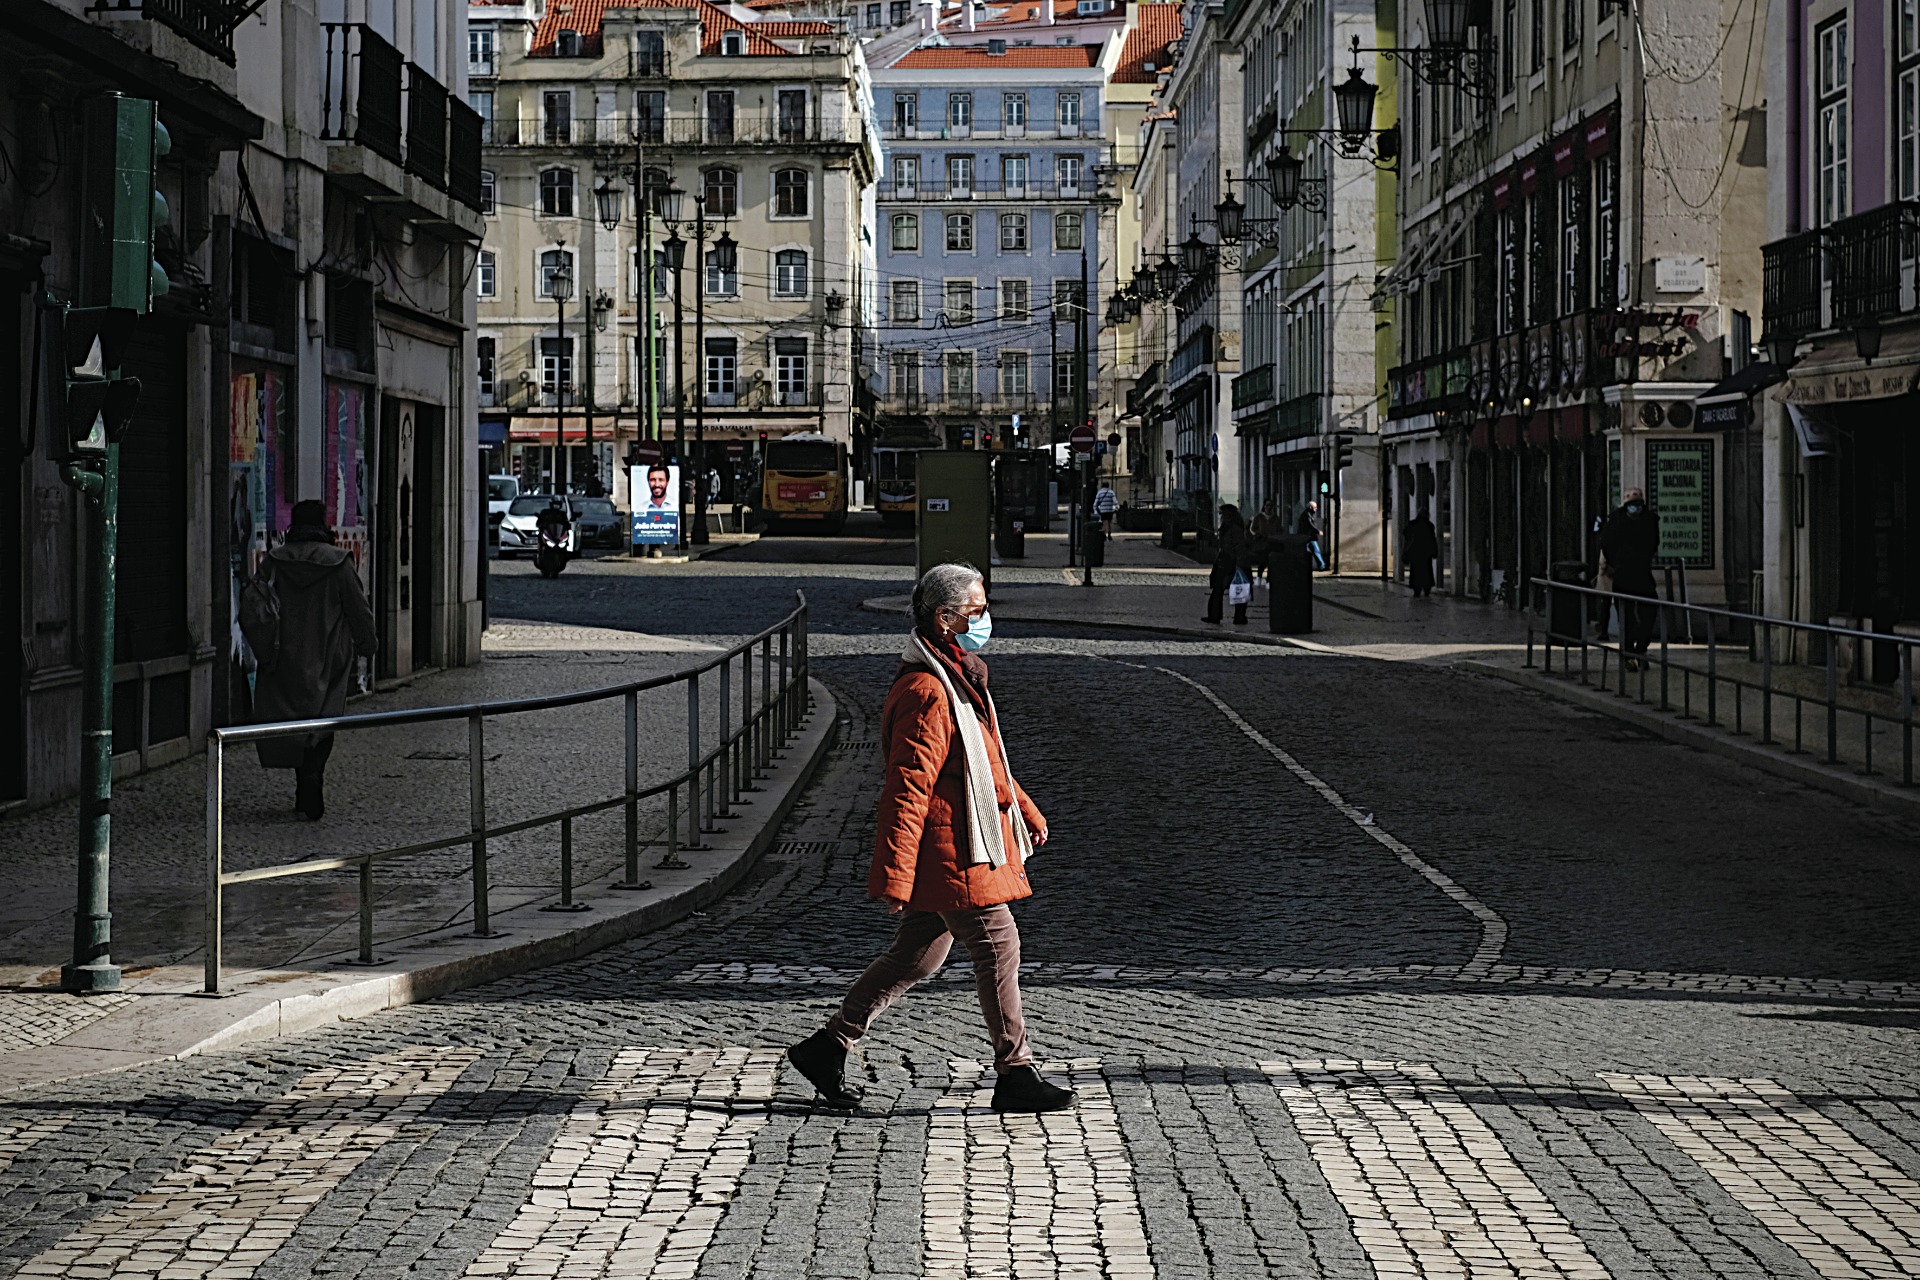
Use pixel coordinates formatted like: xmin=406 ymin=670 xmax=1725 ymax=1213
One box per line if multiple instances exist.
xmin=470 ymin=712 xmax=493 ymax=937
xmin=205 ymin=735 xmax=224 ymax=994
xmin=358 ymin=859 xmax=377 ymax=963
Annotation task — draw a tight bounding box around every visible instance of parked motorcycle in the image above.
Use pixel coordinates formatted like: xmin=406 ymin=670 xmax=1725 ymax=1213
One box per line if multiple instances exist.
xmin=535 ymin=521 xmax=573 ymax=578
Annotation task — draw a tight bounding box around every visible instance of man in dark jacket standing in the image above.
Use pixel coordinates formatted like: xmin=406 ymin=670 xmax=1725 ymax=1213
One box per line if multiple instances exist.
xmin=1296 ymin=500 xmax=1327 ymax=570
xmin=1600 ymin=487 xmax=1661 ymax=669
xmin=1404 ymin=508 xmax=1439 ymax=597
xmin=253 ymin=500 xmax=377 ymax=819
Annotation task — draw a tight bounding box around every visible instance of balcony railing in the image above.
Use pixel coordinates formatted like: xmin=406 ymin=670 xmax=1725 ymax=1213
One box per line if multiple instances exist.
xmin=1830 ymin=202 xmax=1920 ymax=328
xmin=1762 ymin=227 xmax=1824 ymax=341
xmin=91 ymin=0 xmax=240 ymax=64
xmin=628 ymin=48 xmax=671 ymax=78
xmin=1171 ymin=324 xmax=1215 ymax=385
xmin=1231 ymin=363 xmax=1273 ymax=410
xmin=876 ymin=177 xmax=1092 ymax=202
xmin=489 ymin=115 xmax=864 ymax=148
xmin=1271 ymin=393 xmax=1322 ymax=442
xmin=322 ymin=23 xmax=405 ymax=166
xmin=404 ymin=62 xmax=449 ymax=186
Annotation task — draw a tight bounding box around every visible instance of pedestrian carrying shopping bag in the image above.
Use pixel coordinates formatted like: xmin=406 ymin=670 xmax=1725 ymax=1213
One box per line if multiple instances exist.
xmin=1227 ymin=570 xmax=1251 ymax=606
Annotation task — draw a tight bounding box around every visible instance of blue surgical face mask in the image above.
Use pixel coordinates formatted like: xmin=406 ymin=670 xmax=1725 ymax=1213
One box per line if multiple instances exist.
xmin=954 ymin=611 xmax=993 ymax=652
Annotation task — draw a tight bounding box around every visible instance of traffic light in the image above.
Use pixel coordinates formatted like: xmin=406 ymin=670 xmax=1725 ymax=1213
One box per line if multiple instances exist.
xmin=81 ymin=94 xmax=170 ymax=315
xmin=982 ymin=429 xmax=994 ymax=449
xmin=60 ymin=306 xmax=141 ymax=456
xmin=1317 ymin=469 xmax=1332 ymax=495
xmin=1334 ymin=433 xmax=1355 ymax=471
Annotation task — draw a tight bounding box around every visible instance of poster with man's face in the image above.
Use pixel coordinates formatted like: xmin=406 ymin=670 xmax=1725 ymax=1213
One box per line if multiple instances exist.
xmin=630 ymin=463 xmax=681 ymax=546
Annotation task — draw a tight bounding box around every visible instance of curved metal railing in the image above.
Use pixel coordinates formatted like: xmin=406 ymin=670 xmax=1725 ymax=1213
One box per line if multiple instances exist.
xmin=203 ymin=593 xmax=811 ymax=992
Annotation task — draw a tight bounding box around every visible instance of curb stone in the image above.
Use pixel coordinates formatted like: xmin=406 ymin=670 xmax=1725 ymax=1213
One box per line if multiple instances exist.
xmin=0 ymin=679 xmax=838 ymax=1096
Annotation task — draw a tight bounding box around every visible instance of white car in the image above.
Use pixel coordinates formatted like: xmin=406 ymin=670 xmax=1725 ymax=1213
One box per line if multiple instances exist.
xmin=498 ymin=495 xmax=578 ymax=556
xmin=487 ymin=475 xmax=520 ymax=543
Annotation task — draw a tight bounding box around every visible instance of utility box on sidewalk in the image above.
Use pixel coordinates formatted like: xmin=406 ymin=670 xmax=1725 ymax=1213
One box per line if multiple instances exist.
xmin=1269 ymin=534 xmax=1314 ymax=633
xmin=918 ymin=450 xmax=993 ymax=587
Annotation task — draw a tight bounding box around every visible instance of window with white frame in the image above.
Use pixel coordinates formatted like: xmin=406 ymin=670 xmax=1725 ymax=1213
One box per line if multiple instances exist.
xmin=895 ymin=155 xmax=919 ymax=195
xmin=721 ymin=30 xmax=744 ymax=56
xmin=945 ymin=350 xmax=974 ymax=398
xmin=1058 ymin=154 xmax=1083 ymax=193
xmin=704 ymin=167 xmax=739 ymax=217
xmin=891 ymin=349 xmax=920 ymax=398
xmin=1592 ymin=152 xmax=1618 ymax=309
xmin=777 ymin=89 xmax=808 ymax=142
xmin=469 ymin=26 xmax=496 ymax=74
xmin=866 ymin=3 xmax=881 ymax=27
xmin=706 ymin=245 xmax=738 ymax=296
xmin=542 ymin=90 xmax=572 ymax=143
xmin=1052 ymin=350 xmax=1074 ymax=397
xmin=776 ymin=338 xmax=809 ymax=402
xmin=1500 ymin=0 xmax=1516 ymax=94
xmin=1000 ymin=211 xmax=1028 ymax=251
xmin=944 ymin=279 xmax=975 ymax=323
xmin=891 ymin=279 xmax=921 ymax=323
xmin=469 ymin=90 xmax=494 ymax=141
xmin=893 ymin=92 xmax=918 ymax=132
xmin=1000 ymin=278 xmax=1030 ymax=320
xmin=1058 ymin=92 xmax=1082 ymax=128
xmin=892 ymin=211 xmax=920 ymax=250
xmin=538 ymin=247 xmax=575 ymax=298
xmin=1002 ymin=154 xmax=1028 ymax=193
xmin=477 ymin=336 xmax=496 ymax=404
xmin=540 ymin=336 xmax=573 ymax=398
xmin=1054 ymin=211 xmax=1083 ymax=250
xmin=1901 ymin=2 xmax=1920 ymax=200
xmin=1000 ymin=349 xmax=1029 ymax=395
xmin=479 ymin=170 xmax=496 ymax=214
xmin=705 ymin=337 xmax=738 ymax=404
xmin=1563 ymin=0 xmax=1580 ymax=50
xmin=634 ymin=90 xmax=665 ymax=143
xmin=477 ymin=250 xmax=497 ymax=298
xmin=707 ymin=89 xmax=736 ymax=141
xmin=946 ymin=212 xmax=974 ymax=251
xmin=948 ymin=154 xmax=974 ymax=194
xmin=1817 ymin=16 xmax=1850 ymax=225
xmin=1529 ymin=0 xmax=1545 ymax=73
xmin=948 ymin=92 xmax=972 ymax=128
xmin=773 ymin=168 xmax=809 ymax=217
xmin=1003 ymin=93 xmax=1027 ymax=128
xmin=775 ymin=249 xmax=809 ymax=296
xmin=890 ymin=0 xmax=909 ymax=22
xmin=539 ymin=167 xmax=575 ymax=216
xmin=1558 ymin=168 xmax=1586 ymax=316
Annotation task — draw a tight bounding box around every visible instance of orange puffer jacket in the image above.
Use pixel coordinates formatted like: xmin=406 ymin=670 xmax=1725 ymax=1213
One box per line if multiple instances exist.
xmin=869 ymin=667 xmax=1047 ymax=913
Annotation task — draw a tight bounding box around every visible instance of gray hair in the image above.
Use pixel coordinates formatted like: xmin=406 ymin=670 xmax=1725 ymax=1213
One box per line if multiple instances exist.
xmin=911 ymin=562 xmax=983 ymax=629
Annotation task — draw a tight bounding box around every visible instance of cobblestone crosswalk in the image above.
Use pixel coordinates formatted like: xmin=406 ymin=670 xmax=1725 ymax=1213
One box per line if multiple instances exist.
xmin=6 ymin=1046 xmax=1920 ymax=1278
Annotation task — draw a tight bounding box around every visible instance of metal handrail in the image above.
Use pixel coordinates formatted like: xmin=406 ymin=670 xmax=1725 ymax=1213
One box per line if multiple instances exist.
xmin=1526 ymin=577 xmax=1916 ymax=789
xmin=203 ymin=593 xmax=812 ymax=992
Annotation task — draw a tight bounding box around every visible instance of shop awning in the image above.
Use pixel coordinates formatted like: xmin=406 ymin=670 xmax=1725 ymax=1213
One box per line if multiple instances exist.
xmin=480 ymin=418 xmax=510 ymax=446
xmin=1783 ymin=329 xmax=1920 ymax=407
xmin=1693 ymin=361 xmax=1786 ymax=429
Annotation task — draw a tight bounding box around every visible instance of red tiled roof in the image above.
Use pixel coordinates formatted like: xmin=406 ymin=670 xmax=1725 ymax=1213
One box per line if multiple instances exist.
xmin=528 ymin=0 xmax=798 ymax=58
xmin=893 ymin=44 xmax=1099 ymax=67
xmin=1112 ymin=0 xmax=1179 ymax=82
xmin=976 ymin=0 xmax=1120 ymax=26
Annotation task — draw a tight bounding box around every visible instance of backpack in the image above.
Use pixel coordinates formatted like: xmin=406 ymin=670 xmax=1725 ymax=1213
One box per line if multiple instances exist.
xmin=239 ymin=567 xmax=281 ymax=668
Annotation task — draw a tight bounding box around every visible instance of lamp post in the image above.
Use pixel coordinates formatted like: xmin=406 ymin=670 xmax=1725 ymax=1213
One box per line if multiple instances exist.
xmin=550 ymin=249 xmax=574 ymax=494
xmin=664 ymin=189 xmax=734 ymax=548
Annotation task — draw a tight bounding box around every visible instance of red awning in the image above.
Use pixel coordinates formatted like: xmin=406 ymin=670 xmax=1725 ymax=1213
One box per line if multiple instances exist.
xmin=1494 ymin=416 xmax=1519 ymax=448
xmin=1519 ymin=156 xmax=1542 ymax=196
xmin=1555 ymin=405 xmax=1588 ymax=442
xmin=1525 ymin=414 xmax=1551 ymax=448
xmin=1470 ymin=421 xmax=1490 ymax=449
xmin=1491 ymin=170 xmax=1515 ymax=210
xmin=1552 ymin=131 xmax=1579 ymax=177
xmin=510 ymin=421 xmax=607 ymax=443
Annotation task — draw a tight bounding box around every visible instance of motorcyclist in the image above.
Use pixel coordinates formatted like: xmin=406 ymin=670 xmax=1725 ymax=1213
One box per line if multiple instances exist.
xmin=536 ymin=498 xmax=570 ymax=544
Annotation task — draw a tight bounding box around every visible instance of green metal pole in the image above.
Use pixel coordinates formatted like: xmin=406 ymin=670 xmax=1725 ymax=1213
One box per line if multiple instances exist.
xmin=642 ymin=203 xmax=659 ymax=443
xmin=64 ymin=445 xmax=121 ymax=993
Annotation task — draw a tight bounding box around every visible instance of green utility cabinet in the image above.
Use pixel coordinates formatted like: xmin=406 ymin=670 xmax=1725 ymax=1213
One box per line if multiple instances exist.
xmin=916 ymin=450 xmax=993 ymax=587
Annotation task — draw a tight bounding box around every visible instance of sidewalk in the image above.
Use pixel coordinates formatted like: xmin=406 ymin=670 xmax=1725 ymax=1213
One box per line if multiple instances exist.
xmin=0 ymin=619 xmax=836 ymax=1092
xmin=865 ymin=560 xmax=1920 ymax=821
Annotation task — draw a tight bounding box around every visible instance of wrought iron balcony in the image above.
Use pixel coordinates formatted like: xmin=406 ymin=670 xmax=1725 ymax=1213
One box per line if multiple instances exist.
xmin=1761 ymin=227 xmax=1823 ymax=341
xmin=1231 ymin=363 xmax=1273 ymax=411
xmin=322 ymin=23 xmax=405 ymax=166
xmin=404 ymin=62 xmax=449 ymax=187
xmin=1829 ymin=202 xmax=1920 ymax=328
xmin=90 ymin=0 xmax=248 ymax=65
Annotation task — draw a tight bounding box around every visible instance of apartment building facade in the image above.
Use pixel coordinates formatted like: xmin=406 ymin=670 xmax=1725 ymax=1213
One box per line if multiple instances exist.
xmin=1383 ymin=0 xmax=1766 ymax=607
xmin=1760 ymin=0 xmax=1920 ymax=659
xmin=3 ymin=0 xmax=484 ymax=810
xmin=470 ymin=0 xmax=878 ymax=510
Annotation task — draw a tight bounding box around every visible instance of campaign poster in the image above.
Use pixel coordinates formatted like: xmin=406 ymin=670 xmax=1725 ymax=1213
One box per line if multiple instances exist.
xmin=1646 ymin=438 xmax=1714 ymax=569
xmin=630 ymin=462 xmax=681 ymax=546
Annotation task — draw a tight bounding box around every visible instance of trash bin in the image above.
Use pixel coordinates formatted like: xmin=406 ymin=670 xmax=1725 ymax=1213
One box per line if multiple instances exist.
xmin=996 ymin=512 xmax=1026 ymax=559
xmin=1548 ymin=560 xmax=1589 ymax=640
xmin=1268 ymin=533 xmax=1314 ymax=634
xmin=1084 ymin=515 xmax=1105 ymax=568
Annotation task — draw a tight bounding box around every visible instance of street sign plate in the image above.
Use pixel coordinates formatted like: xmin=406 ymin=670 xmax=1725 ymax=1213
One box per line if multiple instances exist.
xmin=1070 ymin=424 xmax=1096 ymax=453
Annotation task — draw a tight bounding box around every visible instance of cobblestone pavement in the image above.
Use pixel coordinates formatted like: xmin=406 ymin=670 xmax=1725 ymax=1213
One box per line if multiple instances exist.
xmin=0 ymin=554 xmax=1916 ymax=1278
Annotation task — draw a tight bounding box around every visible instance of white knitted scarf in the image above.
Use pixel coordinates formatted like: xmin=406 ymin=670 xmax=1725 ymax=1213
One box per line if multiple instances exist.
xmin=900 ymin=633 xmax=1035 ymax=869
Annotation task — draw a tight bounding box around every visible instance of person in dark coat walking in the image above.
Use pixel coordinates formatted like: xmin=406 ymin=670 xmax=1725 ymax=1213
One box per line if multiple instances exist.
xmin=1600 ymin=488 xmax=1661 ymax=669
xmin=252 ymin=500 xmax=377 ymax=820
xmin=1296 ymin=500 xmax=1327 ymax=569
xmin=1404 ymin=509 xmax=1439 ymax=597
xmin=1205 ymin=504 xmax=1252 ymax=624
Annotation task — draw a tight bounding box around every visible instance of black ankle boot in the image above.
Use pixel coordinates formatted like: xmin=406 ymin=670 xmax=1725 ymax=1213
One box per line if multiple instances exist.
xmin=991 ymin=1065 xmax=1076 ymax=1113
xmin=788 ymin=1030 xmax=863 ymax=1110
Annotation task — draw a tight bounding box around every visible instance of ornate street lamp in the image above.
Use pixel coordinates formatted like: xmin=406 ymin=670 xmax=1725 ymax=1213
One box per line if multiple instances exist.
xmin=1155 ymin=252 xmax=1180 ymax=296
xmin=1180 ymin=231 xmax=1211 ymax=276
xmin=1213 ymin=188 xmax=1246 ymax=243
xmin=1333 ymin=66 xmax=1378 ymax=145
xmin=593 ymin=177 xmax=623 ymax=230
xmin=1269 ymin=146 xmax=1305 ymax=208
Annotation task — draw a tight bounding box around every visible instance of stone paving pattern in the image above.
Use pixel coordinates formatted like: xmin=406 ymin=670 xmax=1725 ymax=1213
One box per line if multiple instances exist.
xmin=0 ymin=551 xmax=1914 ymax=1278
